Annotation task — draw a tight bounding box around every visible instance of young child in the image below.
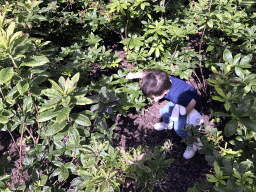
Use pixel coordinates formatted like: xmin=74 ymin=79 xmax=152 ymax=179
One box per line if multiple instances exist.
xmin=126 ymin=69 xmax=202 ymax=159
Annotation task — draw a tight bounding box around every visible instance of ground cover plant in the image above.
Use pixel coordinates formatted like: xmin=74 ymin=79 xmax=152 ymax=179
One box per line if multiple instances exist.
xmin=0 ymin=0 xmax=256 ymax=191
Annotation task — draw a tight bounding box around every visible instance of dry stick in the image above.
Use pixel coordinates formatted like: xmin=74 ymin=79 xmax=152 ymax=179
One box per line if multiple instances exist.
xmin=36 ymin=122 xmax=41 ymax=144
xmin=0 ymin=88 xmax=5 ymax=100
xmin=18 ymin=121 xmax=26 ymax=186
xmin=19 ymin=122 xmax=26 ymax=170
xmin=25 ymin=125 xmax=36 ymax=143
xmin=33 ymin=102 xmax=42 ymax=144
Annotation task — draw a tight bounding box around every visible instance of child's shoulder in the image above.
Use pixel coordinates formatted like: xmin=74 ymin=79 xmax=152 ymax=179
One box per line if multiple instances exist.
xmin=169 ymin=76 xmax=184 ymax=83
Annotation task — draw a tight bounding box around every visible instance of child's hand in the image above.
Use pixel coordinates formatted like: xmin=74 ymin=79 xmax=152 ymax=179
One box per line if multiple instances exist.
xmin=126 ymin=72 xmax=135 ymax=79
xmin=126 ymin=72 xmax=144 ymax=79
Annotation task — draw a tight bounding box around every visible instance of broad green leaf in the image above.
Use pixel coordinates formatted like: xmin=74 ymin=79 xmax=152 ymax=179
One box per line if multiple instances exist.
xmin=239 ymin=118 xmax=256 ymax=131
xmin=71 ymin=96 xmax=92 ymax=105
xmin=32 ymin=169 xmax=39 ymax=182
xmin=235 ymin=67 xmax=244 ymax=79
xmin=215 ymin=87 xmax=225 ymax=97
xmin=233 ymin=54 xmax=241 ymax=65
xmin=211 ymin=66 xmax=217 ymax=73
xmin=6 ymin=22 xmax=15 ymax=40
xmin=23 ymin=96 xmax=33 ymax=113
xmin=48 ymin=79 xmax=64 ymax=94
xmin=136 ymin=163 xmax=151 ymax=172
xmin=148 ymin=47 xmax=155 ymax=56
xmin=155 ymin=47 xmax=160 ymax=57
xmin=56 ymin=107 xmax=71 ymax=123
xmin=40 ymin=174 xmax=48 ymax=186
xmin=0 ymin=116 xmax=8 ymax=123
xmin=58 ymin=76 xmax=65 ymax=91
xmin=59 ymin=165 xmax=69 ymax=181
xmin=9 ymin=31 xmax=22 ymax=48
xmin=17 ymin=80 xmax=29 ymax=95
xmin=68 ymin=126 xmax=80 ymax=145
xmin=207 ymin=20 xmax=213 ymax=28
xmin=224 ymin=102 xmax=230 ymax=111
xmin=64 ymin=78 xmax=71 ymax=94
xmin=42 ymin=88 xmax=62 ymax=98
xmin=46 ymin=121 xmax=67 ymax=136
xmin=61 ymin=96 xmax=71 ymax=107
xmin=37 ymin=110 xmax=58 ymax=122
xmin=224 ymin=119 xmax=238 ymax=137
xmin=12 ymin=34 xmax=29 ymax=50
xmin=71 ymin=72 xmax=80 ymax=86
xmin=222 ymin=159 xmax=233 ymax=175
xmin=240 ymin=54 xmax=252 ymax=66
xmin=207 ymin=45 xmax=214 ymax=52
xmin=0 ymin=67 xmax=13 ymax=85
xmin=20 ymin=56 xmax=49 ymax=67
xmin=244 ymin=84 xmax=251 ymax=93
xmin=70 ymin=114 xmax=91 ymax=126
xmin=223 ymin=49 xmax=233 ymax=65
xmin=82 ymin=180 xmax=93 ymax=189
xmin=206 ymin=174 xmax=218 ymax=182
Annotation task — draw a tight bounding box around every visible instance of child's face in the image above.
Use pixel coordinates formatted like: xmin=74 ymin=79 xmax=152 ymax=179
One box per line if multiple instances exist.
xmin=151 ymin=90 xmax=169 ymax=102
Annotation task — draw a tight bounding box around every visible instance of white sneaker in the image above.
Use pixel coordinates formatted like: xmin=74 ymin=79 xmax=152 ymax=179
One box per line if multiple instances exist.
xmin=183 ymin=143 xmax=198 ymax=159
xmin=154 ymin=122 xmax=173 ymax=131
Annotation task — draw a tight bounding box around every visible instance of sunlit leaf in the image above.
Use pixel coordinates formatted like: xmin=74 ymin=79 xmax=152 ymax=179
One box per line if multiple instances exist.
xmin=68 ymin=126 xmax=80 ymax=145
xmin=71 ymin=96 xmax=92 ymax=105
xmin=56 ymin=107 xmax=71 ymax=123
xmin=0 ymin=116 xmax=8 ymax=123
xmin=37 ymin=110 xmax=58 ymax=122
xmin=46 ymin=121 xmax=67 ymax=136
xmin=20 ymin=56 xmax=49 ymax=67
xmin=240 ymin=54 xmax=252 ymax=66
xmin=48 ymin=79 xmax=64 ymax=94
xmin=70 ymin=114 xmax=91 ymax=126
xmin=17 ymin=80 xmax=29 ymax=95
xmin=223 ymin=49 xmax=233 ymax=65
xmin=0 ymin=67 xmax=13 ymax=85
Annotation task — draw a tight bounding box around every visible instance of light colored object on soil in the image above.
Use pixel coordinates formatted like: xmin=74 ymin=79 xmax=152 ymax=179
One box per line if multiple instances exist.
xmin=183 ymin=143 xmax=198 ymax=159
xmin=153 ymin=122 xmax=174 ymax=131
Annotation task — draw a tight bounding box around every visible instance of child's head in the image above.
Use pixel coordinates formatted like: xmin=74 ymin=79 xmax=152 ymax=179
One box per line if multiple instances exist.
xmin=141 ymin=69 xmax=172 ymax=101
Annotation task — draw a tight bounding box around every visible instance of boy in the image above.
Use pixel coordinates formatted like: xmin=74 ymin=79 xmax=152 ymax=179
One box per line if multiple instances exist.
xmin=126 ymin=69 xmax=202 ymax=159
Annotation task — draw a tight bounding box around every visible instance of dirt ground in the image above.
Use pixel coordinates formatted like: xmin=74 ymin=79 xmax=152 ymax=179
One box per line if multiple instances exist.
xmin=114 ymin=98 xmax=214 ymax=192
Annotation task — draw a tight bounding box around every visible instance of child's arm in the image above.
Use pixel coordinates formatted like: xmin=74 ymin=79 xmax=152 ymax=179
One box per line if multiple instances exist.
xmin=185 ymin=99 xmax=196 ymax=115
xmin=126 ymin=72 xmax=145 ymax=79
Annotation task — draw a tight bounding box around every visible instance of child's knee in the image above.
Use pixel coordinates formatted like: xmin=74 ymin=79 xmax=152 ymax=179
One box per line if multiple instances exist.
xmin=160 ymin=106 xmax=169 ymax=116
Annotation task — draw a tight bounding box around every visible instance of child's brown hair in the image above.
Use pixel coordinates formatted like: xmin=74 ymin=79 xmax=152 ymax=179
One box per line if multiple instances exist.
xmin=141 ymin=69 xmax=172 ymax=97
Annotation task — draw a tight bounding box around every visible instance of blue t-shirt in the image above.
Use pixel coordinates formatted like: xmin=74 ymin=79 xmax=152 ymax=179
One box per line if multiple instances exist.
xmin=164 ymin=76 xmax=201 ymax=110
